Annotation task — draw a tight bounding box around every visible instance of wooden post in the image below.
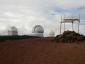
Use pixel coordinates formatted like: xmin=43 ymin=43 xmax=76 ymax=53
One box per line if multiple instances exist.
xmin=60 ymin=16 xmax=62 ymax=34
xmin=64 ymin=15 xmax=65 ymax=31
xmin=64 ymin=22 xmax=65 ymax=31
xmin=78 ymin=14 xmax=80 ymax=33
xmin=71 ymin=15 xmax=73 ymax=31
xmin=72 ymin=22 xmax=73 ymax=31
xmin=78 ymin=22 xmax=79 ymax=33
xmin=60 ymin=22 xmax=62 ymax=34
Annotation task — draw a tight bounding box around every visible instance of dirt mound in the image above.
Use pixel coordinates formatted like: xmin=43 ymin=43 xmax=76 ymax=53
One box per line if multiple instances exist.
xmin=54 ymin=31 xmax=85 ymax=43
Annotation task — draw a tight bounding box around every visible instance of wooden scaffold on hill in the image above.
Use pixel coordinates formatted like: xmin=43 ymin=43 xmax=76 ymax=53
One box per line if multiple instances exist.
xmin=60 ymin=15 xmax=80 ymax=34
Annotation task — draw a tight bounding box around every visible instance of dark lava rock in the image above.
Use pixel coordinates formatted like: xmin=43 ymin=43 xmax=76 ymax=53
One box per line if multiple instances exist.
xmin=54 ymin=31 xmax=85 ymax=43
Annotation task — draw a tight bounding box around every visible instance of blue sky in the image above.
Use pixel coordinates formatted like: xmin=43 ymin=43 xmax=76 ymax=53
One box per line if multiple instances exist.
xmin=0 ymin=0 xmax=85 ymax=36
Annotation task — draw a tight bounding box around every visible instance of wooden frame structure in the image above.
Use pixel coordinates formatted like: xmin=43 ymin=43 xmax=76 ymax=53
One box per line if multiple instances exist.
xmin=60 ymin=15 xmax=80 ymax=34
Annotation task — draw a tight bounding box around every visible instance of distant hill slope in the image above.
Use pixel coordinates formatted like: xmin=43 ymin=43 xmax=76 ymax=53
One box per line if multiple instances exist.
xmin=0 ymin=35 xmax=40 ymax=42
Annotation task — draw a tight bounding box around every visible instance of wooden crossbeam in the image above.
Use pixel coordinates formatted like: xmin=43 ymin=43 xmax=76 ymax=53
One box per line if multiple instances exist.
xmin=61 ymin=19 xmax=80 ymax=23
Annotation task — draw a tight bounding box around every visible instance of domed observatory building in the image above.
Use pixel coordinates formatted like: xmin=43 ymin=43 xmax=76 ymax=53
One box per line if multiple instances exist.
xmin=32 ymin=25 xmax=44 ymax=37
xmin=8 ymin=26 xmax=18 ymax=36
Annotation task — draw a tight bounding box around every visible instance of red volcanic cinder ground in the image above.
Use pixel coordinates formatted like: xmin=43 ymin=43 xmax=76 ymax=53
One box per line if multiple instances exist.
xmin=0 ymin=37 xmax=85 ymax=64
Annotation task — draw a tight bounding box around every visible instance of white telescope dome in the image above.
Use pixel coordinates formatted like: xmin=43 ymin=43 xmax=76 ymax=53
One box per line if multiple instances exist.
xmin=32 ymin=25 xmax=44 ymax=37
xmin=8 ymin=26 xmax=18 ymax=35
xmin=33 ymin=25 xmax=44 ymax=33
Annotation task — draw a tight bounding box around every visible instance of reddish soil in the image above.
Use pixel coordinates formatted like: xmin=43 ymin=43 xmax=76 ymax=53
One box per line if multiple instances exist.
xmin=0 ymin=37 xmax=85 ymax=64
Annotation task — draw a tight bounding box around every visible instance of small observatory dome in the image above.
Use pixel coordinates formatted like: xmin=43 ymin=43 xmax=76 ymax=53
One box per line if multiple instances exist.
xmin=49 ymin=31 xmax=55 ymax=37
xmin=8 ymin=26 xmax=18 ymax=36
xmin=32 ymin=25 xmax=44 ymax=37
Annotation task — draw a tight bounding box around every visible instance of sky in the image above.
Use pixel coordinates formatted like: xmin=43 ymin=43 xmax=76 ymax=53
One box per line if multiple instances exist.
xmin=0 ymin=0 xmax=85 ymax=36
